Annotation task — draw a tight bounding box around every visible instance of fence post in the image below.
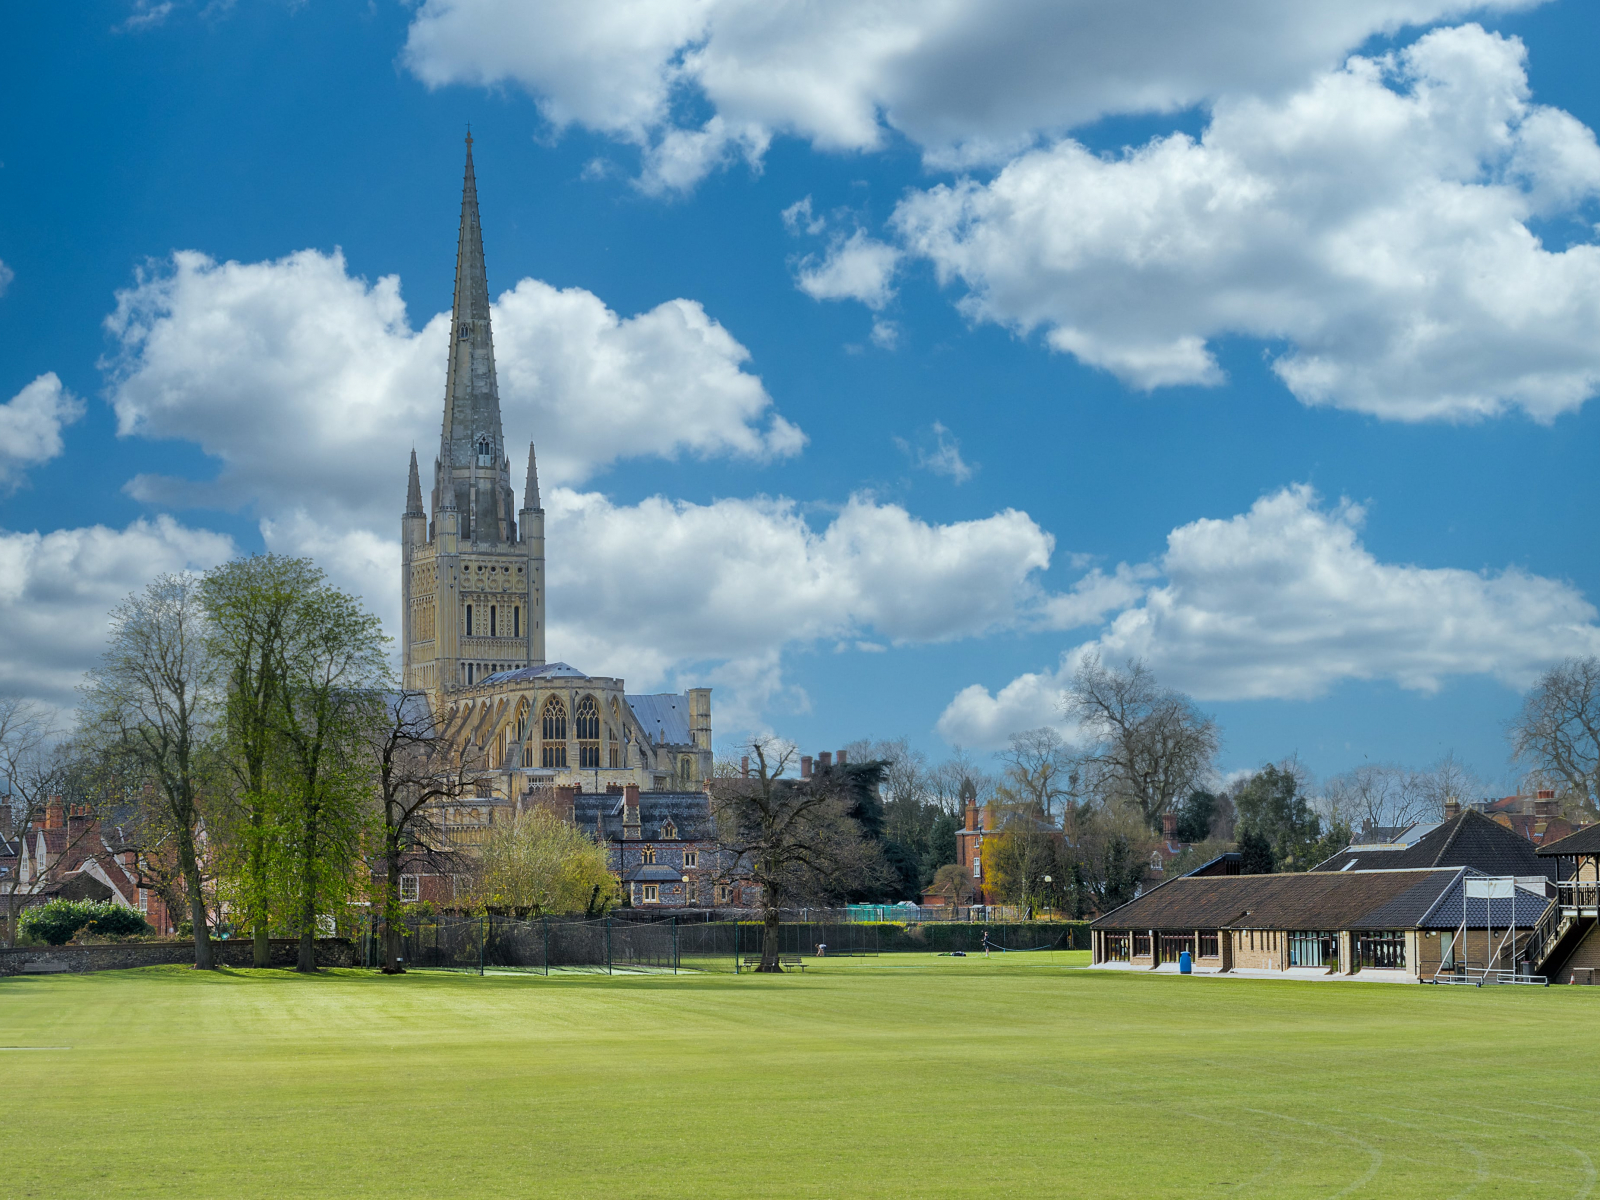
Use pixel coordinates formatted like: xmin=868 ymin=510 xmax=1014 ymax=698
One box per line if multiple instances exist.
xmin=479 ymin=915 xmax=485 ymax=977
xmin=673 ymin=915 xmax=678 ymax=976
xmin=735 ymin=919 xmax=740 ymax=974
xmin=544 ymin=916 xmax=550 ymax=977
xmin=606 ymin=916 xmax=612 ymax=976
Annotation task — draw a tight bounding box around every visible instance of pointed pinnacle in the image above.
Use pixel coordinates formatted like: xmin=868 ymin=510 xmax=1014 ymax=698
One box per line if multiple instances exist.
xmin=523 ymin=442 xmax=541 ymax=511
xmin=406 ymin=449 xmax=424 ymax=514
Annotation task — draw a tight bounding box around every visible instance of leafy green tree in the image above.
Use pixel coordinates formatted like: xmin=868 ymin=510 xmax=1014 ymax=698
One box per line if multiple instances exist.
xmin=1234 ymin=765 xmax=1348 ymax=871
xmin=470 ymin=808 xmax=618 ymax=917
xmin=1237 ymin=828 xmax=1277 ymax=874
xmin=271 ymin=582 xmax=388 ymax=972
xmin=1173 ymin=790 xmax=1217 ymax=843
xmin=200 ymin=555 xmax=324 ymax=968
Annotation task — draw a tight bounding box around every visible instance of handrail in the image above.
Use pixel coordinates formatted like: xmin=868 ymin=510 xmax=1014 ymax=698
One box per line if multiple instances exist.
xmin=1555 ymin=880 xmax=1600 ymax=908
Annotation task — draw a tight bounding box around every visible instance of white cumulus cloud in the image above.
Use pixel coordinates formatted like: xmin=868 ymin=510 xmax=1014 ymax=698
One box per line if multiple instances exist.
xmin=0 ymin=517 xmax=235 ymax=707
xmin=937 ymin=484 xmax=1600 ymax=747
xmin=894 ymin=26 xmax=1600 ymax=421
xmin=401 ymin=0 xmax=1543 ymax=189
xmin=0 ymin=373 xmax=85 ymax=491
xmin=795 ymin=230 xmax=901 ymax=310
xmin=102 ymin=248 xmax=802 ymax=528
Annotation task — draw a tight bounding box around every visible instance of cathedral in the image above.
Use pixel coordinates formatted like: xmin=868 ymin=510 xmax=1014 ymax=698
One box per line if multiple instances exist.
xmin=402 ymin=137 xmax=714 ymax=811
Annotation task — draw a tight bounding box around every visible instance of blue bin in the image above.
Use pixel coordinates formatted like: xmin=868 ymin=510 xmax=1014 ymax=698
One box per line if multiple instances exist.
xmin=1179 ymin=950 xmax=1192 ymax=974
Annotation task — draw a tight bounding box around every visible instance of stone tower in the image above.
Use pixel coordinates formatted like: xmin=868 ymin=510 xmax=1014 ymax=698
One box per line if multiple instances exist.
xmin=402 ymin=135 xmax=545 ymax=697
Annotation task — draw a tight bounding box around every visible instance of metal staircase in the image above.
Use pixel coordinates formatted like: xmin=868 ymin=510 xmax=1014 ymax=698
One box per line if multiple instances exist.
xmin=1528 ymin=881 xmax=1599 ymax=978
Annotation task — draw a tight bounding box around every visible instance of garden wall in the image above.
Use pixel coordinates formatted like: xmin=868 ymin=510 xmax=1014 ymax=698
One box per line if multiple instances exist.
xmin=0 ymin=938 xmax=357 ymax=977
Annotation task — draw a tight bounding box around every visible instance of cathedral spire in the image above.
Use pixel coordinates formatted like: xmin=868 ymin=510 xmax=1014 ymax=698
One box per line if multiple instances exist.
xmin=405 ymin=449 xmax=423 ymax=515
xmin=436 ymin=133 xmax=514 ymax=544
xmin=522 ymin=442 xmax=540 ymax=511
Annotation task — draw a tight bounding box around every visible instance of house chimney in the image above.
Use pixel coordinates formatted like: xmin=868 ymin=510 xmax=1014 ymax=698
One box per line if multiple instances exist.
xmin=1444 ymin=799 xmax=1462 ymax=819
xmin=801 ymin=756 xmax=812 ymax=780
xmin=1162 ymin=811 xmax=1178 ymax=840
xmin=554 ymin=784 xmax=578 ymax=824
xmin=818 ymin=751 xmax=832 ymax=769
xmin=740 ymin=756 xmax=749 ymax=779
xmin=623 ymin=785 xmax=641 ymax=840
xmin=1534 ymin=798 xmax=1559 ymax=818
xmin=44 ymin=795 xmax=64 ymax=831
xmin=67 ymin=807 xmax=95 ymax=842
xmin=964 ymin=798 xmax=978 ymax=832
xmin=836 ymin=749 xmax=847 ymax=765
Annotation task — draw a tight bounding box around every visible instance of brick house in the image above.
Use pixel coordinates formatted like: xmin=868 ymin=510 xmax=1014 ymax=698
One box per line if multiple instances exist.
xmin=11 ymin=799 xmax=177 ymax=935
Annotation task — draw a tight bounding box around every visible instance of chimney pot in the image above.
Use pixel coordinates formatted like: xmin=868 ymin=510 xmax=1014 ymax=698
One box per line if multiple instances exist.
xmin=44 ymin=796 xmax=64 ymax=831
xmin=819 ymin=751 xmax=832 ymax=768
xmin=1444 ymin=799 xmax=1462 ymax=819
xmin=801 ymin=756 xmax=813 ymax=780
xmin=836 ymin=749 xmax=846 ymax=764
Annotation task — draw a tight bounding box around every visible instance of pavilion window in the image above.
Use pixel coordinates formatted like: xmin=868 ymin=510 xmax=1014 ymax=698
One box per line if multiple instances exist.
xmin=575 ymin=695 xmax=601 ymax=769
xmin=1133 ymin=932 xmax=1151 ymax=958
xmin=1104 ymin=932 xmax=1131 ymax=962
xmin=541 ymin=696 xmax=568 ymax=768
xmin=1288 ymin=931 xmax=1338 ymax=968
xmin=1198 ymin=931 xmax=1219 ymax=958
xmin=1159 ymin=933 xmax=1195 ymax=963
xmin=1356 ymin=931 xmax=1406 ymax=970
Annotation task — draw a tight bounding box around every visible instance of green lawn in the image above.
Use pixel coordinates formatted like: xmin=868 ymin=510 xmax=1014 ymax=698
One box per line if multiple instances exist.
xmin=2 ymin=957 xmax=1595 ymax=1198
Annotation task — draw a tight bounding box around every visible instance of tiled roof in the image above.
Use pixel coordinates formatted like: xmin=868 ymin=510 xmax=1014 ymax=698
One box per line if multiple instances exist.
xmin=1536 ymin=823 xmax=1600 ymax=857
xmin=620 ymin=864 xmax=689 ymax=882
xmin=1313 ymin=810 xmax=1554 ymax=879
xmin=1091 ymin=868 xmax=1462 ymax=932
xmin=571 ymin=791 xmax=712 ymax=841
xmin=1406 ymin=877 xmax=1552 ymax=930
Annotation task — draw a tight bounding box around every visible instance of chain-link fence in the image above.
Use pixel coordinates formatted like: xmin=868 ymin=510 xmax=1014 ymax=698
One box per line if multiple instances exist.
xmin=371 ymin=915 xmax=1082 ymax=974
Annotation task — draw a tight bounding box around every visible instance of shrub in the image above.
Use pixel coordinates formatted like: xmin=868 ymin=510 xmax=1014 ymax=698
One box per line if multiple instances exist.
xmin=18 ymin=899 xmax=152 ymax=945
xmin=85 ymin=904 xmax=153 ymax=938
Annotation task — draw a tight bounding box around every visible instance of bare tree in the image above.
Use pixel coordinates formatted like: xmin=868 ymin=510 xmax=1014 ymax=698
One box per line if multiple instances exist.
xmin=709 ymin=737 xmax=887 ymax=971
xmin=79 ymin=574 xmax=219 ymax=969
xmin=0 ymin=698 xmax=70 ymax=945
xmin=1510 ymin=656 xmax=1600 ymax=818
xmin=1062 ymin=656 xmax=1220 ymax=832
xmin=996 ymin=727 xmax=1073 ymax=822
xmin=1415 ymin=752 xmax=1482 ymax=817
xmin=370 ymin=691 xmax=471 ymax=972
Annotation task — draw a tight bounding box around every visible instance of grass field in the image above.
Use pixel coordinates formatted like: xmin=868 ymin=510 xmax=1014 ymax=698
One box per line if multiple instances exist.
xmin=3 ymin=955 xmax=1596 ymax=1198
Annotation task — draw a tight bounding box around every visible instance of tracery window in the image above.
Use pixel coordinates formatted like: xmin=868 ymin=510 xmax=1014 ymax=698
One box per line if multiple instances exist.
xmin=575 ymin=695 xmax=601 ymax=769
xmin=642 ymin=846 xmax=657 ymax=865
xmin=541 ymin=696 xmax=568 ymax=769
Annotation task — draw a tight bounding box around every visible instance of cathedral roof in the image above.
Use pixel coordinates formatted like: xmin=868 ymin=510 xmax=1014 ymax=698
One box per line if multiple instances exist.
xmin=626 ymin=694 xmax=694 ymax=745
xmin=483 ymin=662 xmax=591 ymax=684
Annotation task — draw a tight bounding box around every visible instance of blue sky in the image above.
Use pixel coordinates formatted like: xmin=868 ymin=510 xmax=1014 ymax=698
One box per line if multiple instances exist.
xmin=4 ymin=1 xmax=1600 ymax=793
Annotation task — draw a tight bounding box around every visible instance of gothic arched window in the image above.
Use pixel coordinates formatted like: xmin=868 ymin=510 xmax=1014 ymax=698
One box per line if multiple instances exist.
xmin=575 ymin=695 xmax=601 ymax=769
xmin=541 ymin=696 xmax=568 ymax=769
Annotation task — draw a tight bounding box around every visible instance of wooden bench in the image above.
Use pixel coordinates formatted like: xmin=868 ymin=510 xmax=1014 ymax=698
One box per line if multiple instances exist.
xmin=741 ymin=955 xmax=806 ymax=972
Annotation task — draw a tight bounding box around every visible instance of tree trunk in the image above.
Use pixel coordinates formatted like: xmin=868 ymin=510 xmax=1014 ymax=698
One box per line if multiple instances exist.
xmin=383 ymin=831 xmax=404 ymax=973
xmin=296 ymin=803 xmax=319 ymax=973
xmin=250 ymin=800 xmax=270 ymax=968
xmin=177 ymin=830 xmax=214 ymax=970
xmin=758 ymin=906 xmax=782 ymax=972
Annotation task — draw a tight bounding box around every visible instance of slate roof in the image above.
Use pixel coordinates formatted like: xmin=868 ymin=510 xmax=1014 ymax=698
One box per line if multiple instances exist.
xmin=570 ymin=790 xmax=712 ymax=841
xmin=484 ymin=662 xmax=592 ymax=684
xmin=1313 ymin=809 xmax=1555 ymax=880
xmin=1408 ymin=877 xmax=1553 ymax=930
xmin=1091 ymin=868 xmax=1463 ymax=932
xmin=1536 ymin=823 xmax=1600 ymax=857
xmin=620 ymin=864 xmax=689 ymax=882
xmin=626 ymin=694 xmax=693 ymax=745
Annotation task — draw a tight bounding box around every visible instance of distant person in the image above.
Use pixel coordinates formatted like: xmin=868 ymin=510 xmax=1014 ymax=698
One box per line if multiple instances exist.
xmin=982 ymin=932 xmax=992 ymax=957
xmin=816 ymin=943 xmax=827 ymax=957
